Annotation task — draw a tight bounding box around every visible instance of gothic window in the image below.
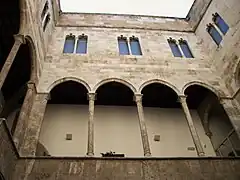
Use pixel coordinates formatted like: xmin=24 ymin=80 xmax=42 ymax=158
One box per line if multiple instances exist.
xmin=43 ymin=13 xmax=50 ymax=32
xmin=168 ymin=38 xmax=182 ymax=57
xmin=207 ymin=23 xmax=222 ymax=45
xmin=129 ymin=36 xmax=142 ymax=55
xmin=63 ymin=34 xmax=75 ymax=53
xmin=179 ymin=39 xmax=194 ymax=58
xmin=41 ymin=1 xmax=49 ymax=21
xmin=212 ymin=13 xmax=229 ymax=35
xmin=118 ymin=36 xmax=130 ymax=55
xmin=76 ymin=34 xmax=88 ymax=54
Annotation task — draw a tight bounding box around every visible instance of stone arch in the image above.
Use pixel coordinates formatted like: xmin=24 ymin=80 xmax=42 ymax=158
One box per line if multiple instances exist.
xmin=233 ymin=57 xmax=240 ymax=88
xmin=182 ymin=81 xmax=220 ymax=97
xmin=47 ymin=77 xmax=91 ymax=93
xmin=139 ymin=79 xmax=180 ymax=95
xmin=93 ymin=78 xmax=137 ymax=93
xmin=25 ymin=36 xmax=38 ymax=83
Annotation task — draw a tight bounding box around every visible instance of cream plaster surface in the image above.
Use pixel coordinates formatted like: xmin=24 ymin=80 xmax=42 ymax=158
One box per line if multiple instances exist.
xmin=39 ymin=104 xmax=215 ymax=157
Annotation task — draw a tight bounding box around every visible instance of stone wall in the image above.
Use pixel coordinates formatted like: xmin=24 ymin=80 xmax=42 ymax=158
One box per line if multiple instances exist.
xmin=13 ymin=158 xmax=240 ymax=180
xmin=0 ymin=120 xmax=18 ymax=180
xmin=194 ymin=0 xmax=240 ymax=95
xmin=38 ymin=26 xmax=228 ymax=96
xmin=57 ymin=13 xmax=191 ymax=32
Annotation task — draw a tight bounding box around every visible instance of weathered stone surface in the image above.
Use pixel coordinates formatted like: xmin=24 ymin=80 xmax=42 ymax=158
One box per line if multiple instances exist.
xmin=0 ymin=120 xmax=18 ymax=180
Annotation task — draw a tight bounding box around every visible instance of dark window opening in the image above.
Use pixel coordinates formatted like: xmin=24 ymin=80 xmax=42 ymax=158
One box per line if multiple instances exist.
xmin=129 ymin=36 xmax=142 ymax=55
xmin=96 ymin=82 xmax=134 ymax=106
xmin=48 ymin=81 xmax=88 ymax=105
xmin=43 ymin=13 xmax=50 ymax=32
xmin=207 ymin=24 xmax=222 ymax=46
xmin=63 ymin=34 xmax=75 ymax=53
xmin=118 ymin=36 xmax=130 ymax=55
xmin=141 ymin=83 xmax=180 ymax=108
xmin=179 ymin=39 xmax=194 ymax=58
xmin=212 ymin=13 xmax=229 ymax=35
xmin=41 ymin=1 xmax=49 ymax=21
xmin=76 ymin=34 xmax=88 ymax=54
xmin=168 ymin=38 xmax=182 ymax=57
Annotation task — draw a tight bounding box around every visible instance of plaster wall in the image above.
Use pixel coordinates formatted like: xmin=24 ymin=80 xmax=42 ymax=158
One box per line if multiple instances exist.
xmin=39 ymin=104 xmax=215 ymax=157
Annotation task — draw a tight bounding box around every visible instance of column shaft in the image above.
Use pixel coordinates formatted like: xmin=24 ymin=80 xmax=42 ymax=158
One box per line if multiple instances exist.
xmin=13 ymin=82 xmax=35 ymax=150
xmin=20 ymin=93 xmax=49 ymax=156
xmin=179 ymin=96 xmax=205 ymax=156
xmin=135 ymin=94 xmax=151 ymax=156
xmin=87 ymin=93 xmax=96 ymax=156
xmin=0 ymin=34 xmax=25 ymax=89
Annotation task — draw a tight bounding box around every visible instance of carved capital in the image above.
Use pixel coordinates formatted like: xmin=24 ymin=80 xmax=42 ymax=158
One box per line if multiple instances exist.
xmin=88 ymin=93 xmax=96 ymax=101
xmin=14 ymin=34 xmax=25 ymax=44
xmin=178 ymin=95 xmax=187 ymax=104
xmin=27 ymin=82 xmax=36 ymax=91
xmin=134 ymin=93 xmax=143 ymax=103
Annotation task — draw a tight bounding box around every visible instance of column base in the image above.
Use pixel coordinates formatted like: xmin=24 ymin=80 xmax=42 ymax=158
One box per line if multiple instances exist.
xmin=87 ymin=152 xmax=94 ymax=157
xmin=198 ymin=152 xmax=205 ymax=157
xmin=144 ymin=153 xmax=151 ymax=157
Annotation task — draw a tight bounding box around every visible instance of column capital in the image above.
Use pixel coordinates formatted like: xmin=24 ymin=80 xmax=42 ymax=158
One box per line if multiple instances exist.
xmin=13 ymin=34 xmax=26 ymax=44
xmin=178 ymin=95 xmax=187 ymax=103
xmin=134 ymin=93 xmax=143 ymax=102
xmin=27 ymin=82 xmax=36 ymax=91
xmin=87 ymin=93 xmax=96 ymax=101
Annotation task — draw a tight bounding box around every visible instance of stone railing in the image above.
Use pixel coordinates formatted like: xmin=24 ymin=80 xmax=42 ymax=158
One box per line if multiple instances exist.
xmin=0 ymin=119 xmax=19 ymax=180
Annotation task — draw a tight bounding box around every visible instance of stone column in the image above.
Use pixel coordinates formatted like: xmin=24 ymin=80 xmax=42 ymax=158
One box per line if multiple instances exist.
xmin=19 ymin=93 xmax=49 ymax=156
xmin=13 ymin=82 xmax=36 ymax=150
xmin=220 ymin=98 xmax=240 ymax=140
xmin=0 ymin=34 xmax=25 ymax=89
xmin=179 ymin=95 xmax=205 ymax=156
xmin=87 ymin=93 xmax=96 ymax=156
xmin=134 ymin=94 xmax=151 ymax=156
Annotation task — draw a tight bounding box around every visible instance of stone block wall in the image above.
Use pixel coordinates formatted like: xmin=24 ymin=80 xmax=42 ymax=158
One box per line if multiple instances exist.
xmin=13 ymin=158 xmax=240 ymax=180
xmin=57 ymin=13 xmax=192 ymax=32
xmin=0 ymin=120 xmax=18 ymax=180
xmin=38 ymin=25 xmax=228 ymax=96
xmin=194 ymin=0 xmax=240 ymax=95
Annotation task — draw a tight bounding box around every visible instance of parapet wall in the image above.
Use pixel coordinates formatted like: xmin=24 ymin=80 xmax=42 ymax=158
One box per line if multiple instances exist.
xmin=13 ymin=157 xmax=240 ymax=180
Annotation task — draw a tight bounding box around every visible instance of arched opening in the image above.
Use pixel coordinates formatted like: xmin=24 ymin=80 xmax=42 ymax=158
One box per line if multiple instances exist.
xmin=0 ymin=0 xmax=20 ymax=71
xmin=39 ymin=80 xmax=89 ymax=156
xmin=141 ymin=83 xmax=199 ymax=157
xmin=95 ymin=82 xmax=142 ymax=157
xmin=0 ymin=42 xmax=32 ymax=135
xmin=185 ymin=85 xmax=240 ymax=157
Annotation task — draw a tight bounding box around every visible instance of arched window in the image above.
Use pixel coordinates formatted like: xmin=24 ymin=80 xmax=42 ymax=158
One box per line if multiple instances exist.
xmin=43 ymin=13 xmax=50 ymax=32
xmin=179 ymin=39 xmax=194 ymax=58
xmin=212 ymin=13 xmax=229 ymax=35
xmin=207 ymin=23 xmax=222 ymax=46
xmin=129 ymin=36 xmax=142 ymax=55
xmin=118 ymin=35 xmax=130 ymax=55
xmin=41 ymin=1 xmax=49 ymax=21
xmin=168 ymin=38 xmax=182 ymax=57
xmin=63 ymin=34 xmax=75 ymax=53
xmin=76 ymin=34 xmax=88 ymax=54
